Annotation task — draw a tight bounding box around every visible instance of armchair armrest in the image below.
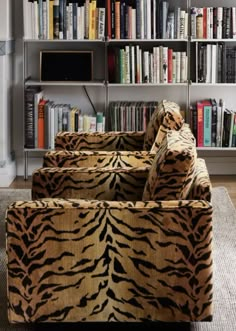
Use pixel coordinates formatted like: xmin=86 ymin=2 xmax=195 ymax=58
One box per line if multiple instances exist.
xmin=187 ymin=158 xmax=212 ymax=202
xmin=6 ymin=198 xmax=213 ymax=323
xmin=43 ymin=150 xmax=155 ymax=168
xmin=55 ymin=131 xmax=145 ymax=151
xmin=32 ymin=166 xmax=150 ymax=200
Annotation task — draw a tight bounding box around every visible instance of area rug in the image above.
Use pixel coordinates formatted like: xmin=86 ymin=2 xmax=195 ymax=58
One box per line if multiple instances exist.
xmin=0 ymin=187 xmax=235 ymax=331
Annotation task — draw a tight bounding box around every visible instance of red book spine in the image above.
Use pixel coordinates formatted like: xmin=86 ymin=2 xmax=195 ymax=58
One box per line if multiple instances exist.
xmin=197 ymin=101 xmax=204 ymax=147
xmin=38 ymin=99 xmax=47 ymax=149
xmin=106 ymin=0 xmax=111 ymax=39
xmin=168 ymin=48 xmax=173 ymax=83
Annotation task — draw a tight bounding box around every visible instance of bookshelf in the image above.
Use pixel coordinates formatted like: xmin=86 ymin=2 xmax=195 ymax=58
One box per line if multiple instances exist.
xmin=21 ymin=0 xmax=236 ymax=178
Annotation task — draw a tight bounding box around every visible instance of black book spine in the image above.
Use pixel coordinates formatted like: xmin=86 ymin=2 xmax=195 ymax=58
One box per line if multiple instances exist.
xmin=210 ymin=99 xmax=217 ymax=147
xmin=24 ymin=87 xmax=40 ymax=149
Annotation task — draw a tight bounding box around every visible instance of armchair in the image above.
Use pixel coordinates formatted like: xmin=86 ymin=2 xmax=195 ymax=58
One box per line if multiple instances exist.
xmin=44 ymin=100 xmax=184 ymax=169
xmin=6 ymin=124 xmax=213 ymax=323
xmin=54 ymin=100 xmax=184 ymax=152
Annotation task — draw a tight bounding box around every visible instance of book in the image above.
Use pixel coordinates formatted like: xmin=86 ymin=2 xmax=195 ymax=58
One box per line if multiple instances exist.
xmin=24 ymin=86 xmax=42 ymax=148
xmin=196 ymin=101 xmax=204 ymax=147
xmin=202 ymin=100 xmax=212 ymax=147
xmin=53 ymin=0 xmax=60 ymax=39
xmin=38 ymin=98 xmax=47 ymax=148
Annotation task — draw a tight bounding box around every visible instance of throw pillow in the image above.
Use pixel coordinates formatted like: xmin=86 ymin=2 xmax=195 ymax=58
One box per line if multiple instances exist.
xmin=142 ymin=124 xmax=197 ymax=201
xmin=143 ymin=100 xmax=184 ymax=151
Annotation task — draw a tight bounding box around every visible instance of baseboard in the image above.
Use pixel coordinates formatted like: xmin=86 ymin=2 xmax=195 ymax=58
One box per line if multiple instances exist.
xmin=0 ymin=160 xmax=16 ymax=186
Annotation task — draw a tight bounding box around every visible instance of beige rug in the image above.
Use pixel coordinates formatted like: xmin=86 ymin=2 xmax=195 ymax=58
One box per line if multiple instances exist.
xmin=0 ymin=187 xmax=235 ymax=331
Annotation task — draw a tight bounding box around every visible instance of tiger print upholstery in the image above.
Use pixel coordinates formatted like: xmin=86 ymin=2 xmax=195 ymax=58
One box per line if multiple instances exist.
xmin=54 ymin=100 xmax=184 ymax=153
xmin=143 ymin=100 xmax=184 ymax=151
xmin=43 ymin=150 xmax=155 ymax=168
xmin=187 ymin=158 xmax=212 ymax=202
xmin=143 ymin=124 xmax=197 ymax=201
xmin=55 ymin=131 xmax=145 ymax=151
xmin=6 ymin=198 xmax=213 ymax=323
xmin=32 ymin=166 xmax=149 ymax=201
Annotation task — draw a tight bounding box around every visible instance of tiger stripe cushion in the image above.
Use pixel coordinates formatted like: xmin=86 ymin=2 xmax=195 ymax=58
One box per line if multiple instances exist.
xmin=143 ymin=100 xmax=184 ymax=151
xmin=143 ymin=124 xmax=197 ymax=201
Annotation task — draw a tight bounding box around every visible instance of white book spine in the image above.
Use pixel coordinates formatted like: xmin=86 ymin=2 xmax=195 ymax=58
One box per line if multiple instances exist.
xmin=125 ymin=45 xmax=130 ymax=84
xmin=42 ymin=0 xmax=47 ymax=39
xmin=211 ymin=44 xmax=217 ymax=84
xmin=152 ymin=0 xmax=156 ymax=39
xmin=140 ymin=0 xmax=144 ymax=39
xmin=156 ymin=47 xmax=160 ymax=84
xmin=98 ymin=7 xmax=105 ymax=40
xmin=131 ymin=8 xmax=136 ymax=39
xmin=217 ymin=7 xmax=223 ymax=39
xmin=139 ymin=49 xmax=143 ymax=83
xmin=143 ymin=51 xmax=149 ymax=83
xmin=180 ymin=52 xmax=186 ymax=83
xmin=232 ymin=8 xmax=236 ymax=39
xmin=81 ymin=6 xmax=85 ymax=39
xmin=162 ymin=47 xmax=168 ymax=84
xmin=67 ymin=3 xmax=73 ymax=40
xmin=176 ymin=51 xmax=181 ymax=83
xmin=131 ymin=45 xmax=135 ymax=83
xmin=23 ymin=0 xmax=32 ymax=39
xmin=191 ymin=7 xmax=197 ymax=39
xmin=146 ymin=0 xmax=151 ymax=39
xmin=206 ymin=44 xmax=212 ymax=83
xmin=179 ymin=10 xmax=185 ymax=39
xmin=34 ymin=1 xmax=39 ymax=39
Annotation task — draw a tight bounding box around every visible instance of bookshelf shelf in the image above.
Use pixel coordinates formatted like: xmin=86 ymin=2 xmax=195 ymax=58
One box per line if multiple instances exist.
xmin=108 ymin=83 xmax=188 ymax=87
xmin=25 ymin=80 xmax=105 ymax=87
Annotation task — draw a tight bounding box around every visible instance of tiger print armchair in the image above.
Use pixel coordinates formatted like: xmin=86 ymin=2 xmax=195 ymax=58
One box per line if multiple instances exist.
xmin=6 ymin=125 xmax=213 ymax=323
xmin=44 ymin=100 xmax=184 ymax=169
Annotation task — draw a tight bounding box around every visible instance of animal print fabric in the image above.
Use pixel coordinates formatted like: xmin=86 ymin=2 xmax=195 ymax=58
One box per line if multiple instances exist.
xmin=142 ymin=124 xmax=197 ymax=201
xmin=43 ymin=150 xmax=155 ymax=168
xmin=143 ymin=100 xmax=184 ymax=151
xmin=32 ymin=166 xmax=150 ymax=201
xmin=6 ymin=198 xmax=213 ymax=322
xmin=187 ymin=158 xmax=212 ymax=202
xmin=55 ymin=131 xmax=145 ymax=151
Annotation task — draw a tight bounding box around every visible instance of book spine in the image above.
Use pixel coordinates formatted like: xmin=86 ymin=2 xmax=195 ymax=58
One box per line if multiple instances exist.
xmin=38 ymin=99 xmax=47 ymax=149
xmin=197 ymin=101 xmax=204 ymax=147
xmin=53 ymin=0 xmax=60 ymax=39
xmin=115 ymin=0 xmax=120 ymax=39
xmin=203 ymin=104 xmax=212 ymax=147
xmin=167 ymin=48 xmax=173 ymax=83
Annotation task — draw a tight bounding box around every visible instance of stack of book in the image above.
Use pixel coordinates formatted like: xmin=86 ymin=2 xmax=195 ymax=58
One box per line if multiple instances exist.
xmin=197 ymin=43 xmax=236 ymax=83
xmin=24 ymin=86 xmax=105 ymax=150
xmin=191 ymin=6 xmax=236 ymax=39
xmin=23 ymin=0 xmax=106 ymax=40
xmin=108 ymin=101 xmax=158 ymax=131
xmin=108 ymin=45 xmax=187 ymax=84
xmin=107 ymin=0 xmax=188 ymax=40
xmin=190 ymin=99 xmax=236 ymax=148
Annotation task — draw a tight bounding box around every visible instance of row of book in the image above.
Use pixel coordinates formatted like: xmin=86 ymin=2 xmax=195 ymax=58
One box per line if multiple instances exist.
xmin=197 ymin=43 xmax=236 ymax=84
xmin=108 ymin=46 xmax=188 ymax=84
xmin=23 ymin=0 xmax=106 ymax=40
xmin=107 ymin=0 xmax=188 ymax=40
xmin=108 ymin=101 xmax=157 ymax=131
xmin=23 ymin=0 xmax=189 ymax=41
xmin=24 ymin=86 xmax=105 ymax=149
xmin=190 ymin=99 xmax=236 ymax=148
xmin=191 ymin=7 xmax=236 ymax=40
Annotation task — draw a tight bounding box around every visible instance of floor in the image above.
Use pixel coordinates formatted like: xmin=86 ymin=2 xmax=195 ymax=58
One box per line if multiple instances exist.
xmin=8 ymin=175 xmax=236 ymax=208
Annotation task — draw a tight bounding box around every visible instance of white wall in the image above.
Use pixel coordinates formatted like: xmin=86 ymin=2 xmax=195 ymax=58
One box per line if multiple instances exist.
xmin=0 ymin=0 xmax=16 ymax=186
